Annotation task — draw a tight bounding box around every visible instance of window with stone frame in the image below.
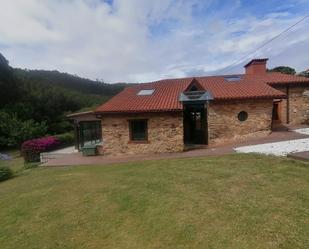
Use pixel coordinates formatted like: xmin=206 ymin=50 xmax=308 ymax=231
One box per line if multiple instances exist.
xmin=129 ymin=119 xmax=148 ymax=141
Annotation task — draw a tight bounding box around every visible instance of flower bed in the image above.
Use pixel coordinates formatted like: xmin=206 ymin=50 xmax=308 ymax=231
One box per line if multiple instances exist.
xmin=21 ymin=136 xmax=61 ymax=162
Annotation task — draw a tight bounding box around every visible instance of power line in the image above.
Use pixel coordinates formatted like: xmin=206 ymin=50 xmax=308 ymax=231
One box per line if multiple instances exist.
xmin=217 ymin=14 xmax=309 ymax=74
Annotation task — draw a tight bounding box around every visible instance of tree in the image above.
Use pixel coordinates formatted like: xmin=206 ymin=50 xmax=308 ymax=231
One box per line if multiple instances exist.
xmin=299 ymin=70 xmax=309 ymax=78
xmin=0 ymin=53 xmax=20 ymax=108
xmin=268 ymin=66 xmax=296 ymax=75
xmin=0 ymin=111 xmax=47 ymax=147
xmin=0 ymin=52 xmax=129 ymax=147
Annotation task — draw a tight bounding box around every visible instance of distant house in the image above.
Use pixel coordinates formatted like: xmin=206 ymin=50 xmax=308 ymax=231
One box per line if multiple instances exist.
xmin=92 ymin=58 xmax=309 ymax=156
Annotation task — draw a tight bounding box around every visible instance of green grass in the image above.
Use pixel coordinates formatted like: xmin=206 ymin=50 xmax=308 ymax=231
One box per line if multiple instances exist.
xmin=0 ymin=150 xmax=25 ymax=172
xmin=0 ymin=150 xmax=38 ymax=172
xmin=0 ymin=154 xmax=308 ymax=249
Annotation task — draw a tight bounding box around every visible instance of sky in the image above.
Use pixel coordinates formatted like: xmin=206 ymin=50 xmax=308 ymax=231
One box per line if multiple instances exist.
xmin=0 ymin=0 xmax=308 ymax=83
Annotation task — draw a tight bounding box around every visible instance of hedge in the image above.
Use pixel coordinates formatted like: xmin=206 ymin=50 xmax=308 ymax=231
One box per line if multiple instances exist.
xmin=54 ymin=132 xmax=74 ymax=147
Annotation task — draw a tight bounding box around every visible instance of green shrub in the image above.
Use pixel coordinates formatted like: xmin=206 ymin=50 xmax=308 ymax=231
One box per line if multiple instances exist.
xmin=21 ymin=133 xmax=74 ymax=163
xmin=0 ymin=166 xmax=13 ymax=182
xmin=0 ymin=111 xmax=47 ymax=147
xmin=54 ymin=132 xmax=74 ymax=146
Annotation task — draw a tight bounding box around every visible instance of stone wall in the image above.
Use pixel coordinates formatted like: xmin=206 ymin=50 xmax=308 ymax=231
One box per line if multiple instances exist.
xmin=101 ymin=112 xmax=183 ymax=156
xmin=273 ymin=86 xmax=309 ymax=125
xmin=208 ymin=99 xmax=273 ymax=144
xmin=101 ymin=97 xmax=300 ymax=155
xmin=288 ymin=86 xmax=309 ymax=125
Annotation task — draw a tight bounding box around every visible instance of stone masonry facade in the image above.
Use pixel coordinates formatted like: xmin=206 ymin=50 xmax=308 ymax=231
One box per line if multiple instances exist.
xmin=287 ymin=86 xmax=309 ymax=125
xmin=290 ymin=86 xmax=309 ymax=125
xmin=101 ymin=112 xmax=183 ymax=156
xmin=274 ymin=86 xmax=309 ymax=125
xmin=208 ymin=99 xmax=273 ymax=144
xmin=101 ymin=99 xmax=276 ymax=156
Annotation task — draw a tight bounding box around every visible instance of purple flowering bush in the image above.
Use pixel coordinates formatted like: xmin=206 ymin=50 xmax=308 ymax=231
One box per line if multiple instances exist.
xmin=21 ymin=136 xmax=60 ymax=162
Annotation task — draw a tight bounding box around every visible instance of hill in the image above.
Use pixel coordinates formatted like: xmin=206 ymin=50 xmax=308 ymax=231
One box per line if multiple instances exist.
xmin=14 ymin=68 xmax=128 ymax=98
xmin=0 ymin=53 xmax=130 ymax=147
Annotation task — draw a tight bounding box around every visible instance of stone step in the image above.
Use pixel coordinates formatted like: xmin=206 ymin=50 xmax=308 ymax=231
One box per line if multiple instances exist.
xmin=40 ymin=152 xmax=67 ymax=163
xmin=184 ymin=144 xmax=208 ymax=151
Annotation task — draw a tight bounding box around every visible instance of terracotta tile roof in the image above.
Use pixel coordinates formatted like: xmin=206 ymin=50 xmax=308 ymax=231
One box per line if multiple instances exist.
xmin=97 ymin=79 xmax=190 ymax=113
xmin=96 ymin=72 xmax=309 ymax=113
xmin=255 ymin=72 xmax=309 ymax=85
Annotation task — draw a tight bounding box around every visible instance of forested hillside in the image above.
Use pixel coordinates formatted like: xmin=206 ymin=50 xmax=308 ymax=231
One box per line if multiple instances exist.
xmin=0 ymin=53 xmax=129 ymax=147
xmin=14 ymin=68 xmax=128 ymax=98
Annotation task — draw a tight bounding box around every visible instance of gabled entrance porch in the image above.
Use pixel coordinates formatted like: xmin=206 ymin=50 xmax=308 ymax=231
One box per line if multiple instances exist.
xmin=179 ymin=79 xmax=213 ymax=147
xmin=183 ymin=103 xmax=207 ymax=145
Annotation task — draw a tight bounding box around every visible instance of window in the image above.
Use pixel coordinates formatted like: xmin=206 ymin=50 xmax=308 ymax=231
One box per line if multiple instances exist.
xmin=79 ymin=121 xmax=102 ymax=148
xmin=238 ymin=111 xmax=248 ymax=122
xmin=188 ymin=85 xmax=198 ymax=91
xmin=191 ymin=111 xmax=202 ymax=129
xmin=129 ymin=119 xmax=148 ymax=141
xmin=224 ymin=75 xmax=242 ymax=82
xmin=137 ymin=89 xmax=155 ymax=96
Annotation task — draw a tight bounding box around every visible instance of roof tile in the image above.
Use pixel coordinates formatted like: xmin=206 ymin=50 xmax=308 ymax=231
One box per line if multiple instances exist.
xmin=96 ymin=72 xmax=309 ymax=113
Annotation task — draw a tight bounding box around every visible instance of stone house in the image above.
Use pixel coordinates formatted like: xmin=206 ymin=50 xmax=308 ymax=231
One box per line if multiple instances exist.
xmin=95 ymin=59 xmax=309 ymax=156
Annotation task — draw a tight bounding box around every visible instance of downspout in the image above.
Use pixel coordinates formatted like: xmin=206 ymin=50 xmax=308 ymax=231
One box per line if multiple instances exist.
xmin=286 ymin=85 xmax=290 ymax=124
xmin=205 ymin=101 xmax=209 ymax=145
xmin=73 ymin=121 xmax=80 ymax=151
xmin=271 ymin=103 xmax=274 ymax=131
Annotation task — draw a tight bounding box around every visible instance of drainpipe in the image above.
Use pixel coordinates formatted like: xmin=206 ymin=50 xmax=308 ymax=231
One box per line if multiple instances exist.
xmin=286 ymin=85 xmax=290 ymax=124
xmin=73 ymin=121 xmax=79 ymax=150
xmin=205 ymin=101 xmax=209 ymax=145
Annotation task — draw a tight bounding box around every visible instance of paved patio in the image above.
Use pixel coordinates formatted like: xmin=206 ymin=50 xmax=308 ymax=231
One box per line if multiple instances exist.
xmin=42 ymin=129 xmax=309 ymax=167
xmin=235 ymin=137 xmax=309 ymax=156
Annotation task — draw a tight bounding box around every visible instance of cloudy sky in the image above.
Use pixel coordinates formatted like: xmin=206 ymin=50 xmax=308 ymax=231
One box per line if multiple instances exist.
xmin=0 ymin=0 xmax=308 ymax=83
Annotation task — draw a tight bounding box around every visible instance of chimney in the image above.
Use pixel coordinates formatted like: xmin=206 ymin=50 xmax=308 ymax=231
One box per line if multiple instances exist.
xmin=244 ymin=58 xmax=268 ymax=74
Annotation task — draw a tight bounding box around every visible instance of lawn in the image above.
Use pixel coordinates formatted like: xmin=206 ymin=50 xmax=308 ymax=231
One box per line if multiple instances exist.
xmin=0 ymin=153 xmax=308 ymax=249
xmin=0 ymin=150 xmax=25 ymax=172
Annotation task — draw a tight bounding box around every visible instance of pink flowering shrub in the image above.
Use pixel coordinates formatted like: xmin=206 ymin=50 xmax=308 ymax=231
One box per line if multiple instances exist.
xmin=21 ymin=136 xmax=60 ymax=162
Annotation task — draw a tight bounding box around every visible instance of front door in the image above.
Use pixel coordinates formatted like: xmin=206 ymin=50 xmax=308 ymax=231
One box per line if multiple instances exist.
xmin=272 ymin=102 xmax=280 ymax=121
xmin=183 ymin=104 xmax=207 ymax=145
xmin=271 ymin=100 xmax=285 ymax=131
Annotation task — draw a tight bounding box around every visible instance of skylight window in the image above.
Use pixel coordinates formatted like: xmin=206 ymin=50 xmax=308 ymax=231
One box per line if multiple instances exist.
xmin=137 ymin=89 xmax=155 ymax=96
xmin=224 ymin=75 xmax=242 ymax=82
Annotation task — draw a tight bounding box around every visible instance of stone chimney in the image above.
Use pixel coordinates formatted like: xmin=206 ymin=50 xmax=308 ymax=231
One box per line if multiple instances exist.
xmin=244 ymin=58 xmax=268 ymax=74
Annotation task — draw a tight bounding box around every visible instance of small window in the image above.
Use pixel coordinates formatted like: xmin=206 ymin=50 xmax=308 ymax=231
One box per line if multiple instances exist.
xmin=188 ymin=85 xmax=198 ymax=91
xmin=129 ymin=120 xmax=148 ymax=141
xmin=224 ymin=75 xmax=242 ymax=82
xmin=238 ymin=111 xmax=248 ymax=122
xmin=137 ymin=89 xmax=155 ymax=96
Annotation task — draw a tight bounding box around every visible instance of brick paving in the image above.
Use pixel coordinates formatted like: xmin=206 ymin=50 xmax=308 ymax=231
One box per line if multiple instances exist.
xmin=42 ymin=130 xmax=309 ymax=167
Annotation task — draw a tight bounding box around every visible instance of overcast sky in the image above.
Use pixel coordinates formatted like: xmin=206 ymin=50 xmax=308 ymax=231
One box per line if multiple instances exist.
xmin=0 ymin=0 xmax=308 ymax=83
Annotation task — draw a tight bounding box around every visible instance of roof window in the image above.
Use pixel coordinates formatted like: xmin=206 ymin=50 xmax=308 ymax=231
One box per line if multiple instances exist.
xmin=224 ymin=75 xmax=242 ymax=82
xmin=137 ymin=89 xmax=155 ymax=96
xmin=179 ymin=91 xmax=213 ymax=102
